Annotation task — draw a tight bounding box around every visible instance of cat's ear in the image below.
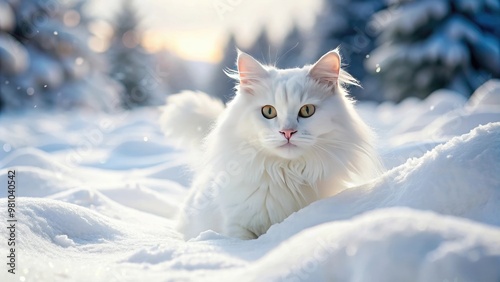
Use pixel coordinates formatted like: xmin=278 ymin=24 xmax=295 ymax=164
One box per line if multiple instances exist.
xmin=237 ymin=50 xmax=268 ymax=94
xmin=308 ymin=50 xmax=341 ymax=86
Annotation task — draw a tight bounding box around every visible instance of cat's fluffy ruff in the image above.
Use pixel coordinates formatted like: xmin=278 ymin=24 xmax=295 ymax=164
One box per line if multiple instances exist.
xmin=161 ymin=50 xmax=382 ymax=240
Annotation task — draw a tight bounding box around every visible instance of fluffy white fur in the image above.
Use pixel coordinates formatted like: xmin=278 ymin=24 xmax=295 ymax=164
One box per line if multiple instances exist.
xmin=159 ymin=90 xmax=225 ymax=150
xmin=161 ymin=50 xmax=382 ymax=240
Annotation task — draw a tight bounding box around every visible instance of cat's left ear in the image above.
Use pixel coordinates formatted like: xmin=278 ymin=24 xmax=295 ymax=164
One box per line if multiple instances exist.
xmin=308 ymin=50 xmax=341 ymax=86
xmin=237 ymin=50 xmax=268 ymax=94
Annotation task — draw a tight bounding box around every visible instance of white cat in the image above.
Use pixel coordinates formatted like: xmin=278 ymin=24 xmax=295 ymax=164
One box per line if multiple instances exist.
xmin=160 ymin=49 xmax=382 ymax=240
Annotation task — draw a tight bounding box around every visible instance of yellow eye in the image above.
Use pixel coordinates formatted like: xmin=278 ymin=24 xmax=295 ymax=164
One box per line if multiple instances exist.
xmin=261 ymin=105 xmax=277 ymax=119
xmin=299 ymin=104 xmax=315 ymax=118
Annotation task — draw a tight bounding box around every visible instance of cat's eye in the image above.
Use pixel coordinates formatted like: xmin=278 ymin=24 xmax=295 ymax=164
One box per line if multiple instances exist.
xmin=299 ymin=104 xmax=315 ymax=118
xmin=261 ymin=105 xmax=277 ymax=119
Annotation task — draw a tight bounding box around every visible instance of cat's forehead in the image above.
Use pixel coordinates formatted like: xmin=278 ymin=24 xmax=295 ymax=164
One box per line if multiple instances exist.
xmin=272 ymin=67 xmax=307 ymax=81
xmin=266 ymin=68 xmax=326 ymax=104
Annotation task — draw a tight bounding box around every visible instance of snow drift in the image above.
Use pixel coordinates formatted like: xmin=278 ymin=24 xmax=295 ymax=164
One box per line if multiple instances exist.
xmin=1 ymin=82 xmax=500 ymax=281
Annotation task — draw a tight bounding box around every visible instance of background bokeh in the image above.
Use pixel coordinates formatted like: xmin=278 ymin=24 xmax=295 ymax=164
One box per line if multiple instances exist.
xmin=0 ymin=0 xmax=499 ymax=111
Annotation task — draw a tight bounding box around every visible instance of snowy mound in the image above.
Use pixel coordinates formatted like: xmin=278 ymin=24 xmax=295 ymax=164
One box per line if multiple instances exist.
xmin=263 ymin=122 xmax=500 ymax=241
xmin=18 ymin=198 xmax=123 ymax=247
xmin=0 ymin=147 xmax=72 ymax=173
xmin=0 ymin=88 xmax=499 ymax=281
xmin=241 ymin=208 xmax=500 ymax=282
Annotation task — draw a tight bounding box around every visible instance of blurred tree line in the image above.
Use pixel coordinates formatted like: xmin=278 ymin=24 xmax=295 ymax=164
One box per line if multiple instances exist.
xmin=1 ymin=0 xmax=498 ymax=111
xmin=0 ymin=0 xmax=120 ymax=111
xmin=0 ymin=0 xmax=194 ymax=112
xmin=211 ymin=0 xmax=500 ymax=103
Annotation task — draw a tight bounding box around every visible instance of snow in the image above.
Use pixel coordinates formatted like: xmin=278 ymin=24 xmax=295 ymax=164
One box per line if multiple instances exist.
xmin=368 ymin=0 xmax=500 ymax=101
xmin=1 ymin=0 xmax=122 ymax=112
xmin=0 ymin=1 xmax=15 ymax=32
xmin=467 ymin=79 xmax=500 ymax=111
xmin=1 ymin=82 xmax=500 ymax=281
xmin=0 ymin=33 xmax=29 ymax=75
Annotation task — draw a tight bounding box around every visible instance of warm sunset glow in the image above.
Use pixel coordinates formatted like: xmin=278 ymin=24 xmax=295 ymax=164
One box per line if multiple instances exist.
xmin=88 ymin=20 xmax=114 ymax=40
xmin=142 ymin=30 xmax=223 ymax=63
xmin=87 ymin=0 xmax=321 ymax=63
xmin=88 ymin=36 xmax=109 ymax=53
xmin=63 ymin=10 xmax=80 ymax=27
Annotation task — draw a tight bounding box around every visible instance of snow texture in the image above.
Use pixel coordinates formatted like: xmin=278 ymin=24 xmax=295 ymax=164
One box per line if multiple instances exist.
xmin=368 ymin=0 xmax=500 ymax=101
xmin=1 ymin=81 xmax=500 ymax=281
xmin=0 ymin=0 xmax=120 ymax=111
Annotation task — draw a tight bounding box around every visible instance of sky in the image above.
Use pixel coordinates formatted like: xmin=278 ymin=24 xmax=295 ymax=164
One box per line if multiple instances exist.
xmin=87 ymin=0 xmax=323 ymax=62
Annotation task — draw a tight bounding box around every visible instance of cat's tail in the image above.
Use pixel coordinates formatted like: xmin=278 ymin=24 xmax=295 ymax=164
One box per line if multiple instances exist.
xmin=159 ymin=91 xmax=225 ymax=151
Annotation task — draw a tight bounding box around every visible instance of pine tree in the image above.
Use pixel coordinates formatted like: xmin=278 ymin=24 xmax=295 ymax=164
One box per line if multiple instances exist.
xmin=368 ymin=0 xmax=500 ymax=101
xmin=208 ymin=34 xmax=238 ymax=103
xmin=0 ymin=0 xmax=119 ymax=111
xmin=209 ymin=29 xmax=276 ymax=103
xmin=302 ymin=0 xmax=386 ymax=100
xmin=276 ymin=25 xmax=305 ymax=69
xmin=245 ymin=28 xmax=275 ymax=65
xmin=108 ymin=0 xmax=168 ymax=108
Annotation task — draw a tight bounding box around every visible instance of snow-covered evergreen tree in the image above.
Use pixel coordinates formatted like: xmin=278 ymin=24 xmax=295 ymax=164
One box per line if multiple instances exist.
xmin=368 ymin=0 xmax=500 ymax=101
xmin=276 ymin=25 xmax=305 ymax=69
xmin=208 ymin=29 xmax=276 ymax=103
xmin=0 ymin=0 xmax=120 ymax=111
xmin=245 ymin=28 xmax=276 ymax=65
xmin=108 ymin=0 xmax=168 ymax=108
xmin=208 ymin=34 xmax=237 ymax=103
xmin=301 ymin=0 xmax=386 ymax=100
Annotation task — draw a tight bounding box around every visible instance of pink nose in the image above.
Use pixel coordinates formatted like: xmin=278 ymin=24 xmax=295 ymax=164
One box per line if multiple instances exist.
xmin=280 ymin=129 xmax=297 ymax=140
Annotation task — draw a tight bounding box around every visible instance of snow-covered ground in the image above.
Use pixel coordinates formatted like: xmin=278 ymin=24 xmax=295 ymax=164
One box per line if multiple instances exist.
xmin=1 ymin=80 xmax=500 ymax=282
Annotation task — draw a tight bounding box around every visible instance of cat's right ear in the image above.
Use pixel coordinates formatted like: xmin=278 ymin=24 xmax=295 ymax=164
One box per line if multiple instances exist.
xmin=308 ymin=50 xmax=341 ymax=87
xmin=237 ymin=50 xmax=268 ymax=94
